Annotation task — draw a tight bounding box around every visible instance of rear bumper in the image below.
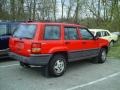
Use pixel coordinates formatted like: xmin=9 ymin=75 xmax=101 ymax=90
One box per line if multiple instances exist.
xmin=9 ymin=52 xmax=52 ymax=66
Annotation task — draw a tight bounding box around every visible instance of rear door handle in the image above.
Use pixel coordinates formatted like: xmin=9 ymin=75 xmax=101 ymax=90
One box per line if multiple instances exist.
xmin=65 ymin=42 xmax=70 ymax=44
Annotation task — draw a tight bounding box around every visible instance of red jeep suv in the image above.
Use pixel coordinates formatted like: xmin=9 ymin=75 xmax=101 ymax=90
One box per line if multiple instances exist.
xmin=9 ymin=22 xmax=109 ymax=77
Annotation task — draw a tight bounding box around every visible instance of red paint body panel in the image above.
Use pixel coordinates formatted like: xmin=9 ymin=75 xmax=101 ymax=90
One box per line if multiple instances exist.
xmin=9 ymin=22 xmax=109 ymax=58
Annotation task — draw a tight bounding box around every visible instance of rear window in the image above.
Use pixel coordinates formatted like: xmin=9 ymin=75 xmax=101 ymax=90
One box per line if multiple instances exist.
xmin=13 ymin=24 xmax=36 ymax=39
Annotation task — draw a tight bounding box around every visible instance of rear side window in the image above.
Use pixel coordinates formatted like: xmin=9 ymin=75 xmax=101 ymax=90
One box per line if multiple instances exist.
xmin=64 ymin=27 xmax=78 ymax=40
xmin=44 ymin=26 xmax=60 ymax=40
xmin=13 ymin=24 xmax=36 ymax=39
xmin=102 ymin=31 xmax=110 ymax=36
xmin=0 ymin=25 xmax=7 ymax=36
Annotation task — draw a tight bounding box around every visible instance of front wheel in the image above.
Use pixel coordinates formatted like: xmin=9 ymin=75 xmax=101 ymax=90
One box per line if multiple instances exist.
xmin=95 ymin=48 xmax=107 ymax=63
xmin=109 ymin=41 xmax=114 ymax=47
xmin=48 ymin=54 xmax=67 ymax=77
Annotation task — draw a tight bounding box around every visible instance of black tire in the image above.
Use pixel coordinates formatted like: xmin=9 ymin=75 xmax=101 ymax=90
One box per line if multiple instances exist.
xmin=109 ymin=41 xmax=114 ymax=47
xmin=95 ymin=48 xmax=107 ymax=63
xmin=19 ymin=62 xmax=30 ymax=68
xmin=48 ymin=54 xmax=66 ymax=77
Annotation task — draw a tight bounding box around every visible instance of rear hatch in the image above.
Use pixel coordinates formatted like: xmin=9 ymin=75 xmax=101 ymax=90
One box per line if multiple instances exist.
xmin=9 ymin=23 xmax=38 ymax=56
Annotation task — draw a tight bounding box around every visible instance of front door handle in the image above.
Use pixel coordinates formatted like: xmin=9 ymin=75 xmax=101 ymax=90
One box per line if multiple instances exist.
xmin=82 ymin=42 xmax=86 ymax=44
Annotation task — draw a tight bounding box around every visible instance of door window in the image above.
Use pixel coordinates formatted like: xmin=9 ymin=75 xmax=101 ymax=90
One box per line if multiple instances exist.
xmin=80 ymin=28 xmax=93 ymax=40
xmin=102 ymin=31 xmax=110 ymax=36
xmin=44 ymin=25 xmax=60 ymax=40
xmin=64 ymin=27 xmax=78 ymax=40
xmin=96 ymin=32 xmax=101 ymax=37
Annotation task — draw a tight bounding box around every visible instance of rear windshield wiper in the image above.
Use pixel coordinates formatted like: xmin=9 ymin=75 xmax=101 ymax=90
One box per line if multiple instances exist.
xmin=12 ymin=35 xmax=32 ymax=39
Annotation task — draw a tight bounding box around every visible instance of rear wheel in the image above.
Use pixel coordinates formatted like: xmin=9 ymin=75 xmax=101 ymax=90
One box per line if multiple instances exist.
xmin=48 ymin=54 xmax=66 ymax=77
xmin=19 ymin=62 xmax=30 ymax=68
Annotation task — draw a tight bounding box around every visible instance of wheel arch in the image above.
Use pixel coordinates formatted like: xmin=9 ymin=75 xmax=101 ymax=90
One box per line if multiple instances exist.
xmin=50 ymin=51 xmax=68 ymax=62
xmin=110 ymin=40 xmax=115 ymax=43
xmin=101 ymin=46 xmax=109 ymax=54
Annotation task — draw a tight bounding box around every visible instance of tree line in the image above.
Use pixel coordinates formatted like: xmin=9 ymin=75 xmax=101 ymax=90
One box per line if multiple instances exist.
xmin=0 ymin=0 xmax=120 ymax=31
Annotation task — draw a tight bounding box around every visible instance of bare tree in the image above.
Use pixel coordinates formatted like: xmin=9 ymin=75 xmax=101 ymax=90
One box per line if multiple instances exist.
xmin=66 ymin=0 xmax=75 ymax=20
xmin=10 ymin=0 xmax=16 ymax=20
xmin=17 ymin=0 xmax=25 ymax=20
xmin=26 ymin=0 xmax=32 ymax=20
xmin=32 ymin=0 xmax=36 ymax=20
xmin=52 ymin=0 xmax=57 ymax=21
xmin=61 ymin=0 xmax=65 ymax=20
xmin=73 ymin=0 xmax=86 ymax=23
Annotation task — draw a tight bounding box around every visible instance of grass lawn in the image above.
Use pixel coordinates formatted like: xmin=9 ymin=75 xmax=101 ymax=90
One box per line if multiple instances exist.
xmin=108 ymin=38 xmax=120 ymax=59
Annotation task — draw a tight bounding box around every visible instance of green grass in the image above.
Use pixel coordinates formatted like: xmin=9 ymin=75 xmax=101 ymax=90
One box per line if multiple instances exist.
xmin=108 ymin=38 xmax=120 ymax=59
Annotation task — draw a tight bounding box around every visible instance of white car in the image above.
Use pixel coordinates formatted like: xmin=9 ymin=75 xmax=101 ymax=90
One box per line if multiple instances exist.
xmin=89 ymin=29 xmax=118 ymax=46
xmin=112 ymin=32 xmax=120 ymax=37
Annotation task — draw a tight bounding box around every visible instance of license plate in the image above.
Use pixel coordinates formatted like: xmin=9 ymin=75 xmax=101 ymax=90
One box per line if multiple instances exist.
xmin=15 ymin=42 xmax=24 ymax=51
xmin=17 ymin=43 xmax=24 ymax=48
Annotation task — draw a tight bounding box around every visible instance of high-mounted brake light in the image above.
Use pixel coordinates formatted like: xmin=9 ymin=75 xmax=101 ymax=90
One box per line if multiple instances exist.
xmin=31 ymin=43 xmax=41 ymax=54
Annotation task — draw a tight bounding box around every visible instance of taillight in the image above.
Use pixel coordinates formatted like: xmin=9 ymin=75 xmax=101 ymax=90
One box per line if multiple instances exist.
xmin=31 ymin=43 xmax=41 ymax=54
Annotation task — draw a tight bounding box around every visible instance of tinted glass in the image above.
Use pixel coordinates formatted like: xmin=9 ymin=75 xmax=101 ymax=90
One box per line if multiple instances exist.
xmin=64 ymin=27 xmax=78 ymax=40
xmin=10 ymin=24 xmax=19 ymax=34
xmin=13 ymin=24 xmax=36 ymax=39
xmin=44 ymin=26 xmax=60 ymax=40
xmin=0 ymin=25 xmax=7 ymax=36
xmin=80 ymin=28 xmax=93 ymax=40
xmin=96 ymin=32 xmax=101 ymax=37
xmin=102 ymin=31 xmax=110 ymax=36
xmin=105 ymin=31 xmax=110 ymax=36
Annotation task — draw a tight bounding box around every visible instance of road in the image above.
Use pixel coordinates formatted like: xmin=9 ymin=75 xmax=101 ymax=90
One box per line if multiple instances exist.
xmin=0 ymin=58 xmax=120 ymax=90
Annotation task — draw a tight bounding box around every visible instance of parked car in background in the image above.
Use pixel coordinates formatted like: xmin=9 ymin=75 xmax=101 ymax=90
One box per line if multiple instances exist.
xmin=9 ymin=22 xmax=109 ymax=77
xmin=0 ymin=21 xmax=21 ymax=58
xmin=89 ymin=29 xmax=118 ymax=47
xmin=112 ymin=32 xmax=120 ymax=37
